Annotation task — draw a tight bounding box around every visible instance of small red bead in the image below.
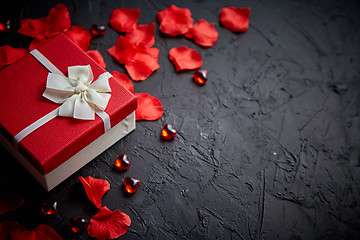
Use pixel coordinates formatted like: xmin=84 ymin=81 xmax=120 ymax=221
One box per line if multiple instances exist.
xmin=5 ymin=19 xmax=11 ymax=32
xmin=124 ymin=177 xmax=140 ymax=194
xmin=68 ymin=217 xmax=88 ymax=233
xmin=114 ymin=154 xmax=131 ymax=170
xmin=90 ymin=24 xmax=106 ymax=37
xmin=42 ymin=201 xmax=58 ymax=215
xmin=161 ymin=124 xmax=177 ymax=140
xmin=0 ymin=23 xmax=5 ymax=31
xmin=193 ymin=70 xmax=208 ymax=85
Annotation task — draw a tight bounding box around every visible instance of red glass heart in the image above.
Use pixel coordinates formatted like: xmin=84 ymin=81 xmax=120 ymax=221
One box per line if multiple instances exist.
xmin=114 ymin=154 xmax=131 ymax=170
xmin=161 ymin=124 xmax=177 ymax=140
xmin=193 ymin=70 xmax=208 ymax=85
xmin=90 ymin=24 xmax=106 ymax=37
xmin=68 ymin=217 xmax=88 ymax=233
xmin=42 ymin=201 xmax=58 ymax=215
xmin=124 ymin=177 xmax=140 ymax=194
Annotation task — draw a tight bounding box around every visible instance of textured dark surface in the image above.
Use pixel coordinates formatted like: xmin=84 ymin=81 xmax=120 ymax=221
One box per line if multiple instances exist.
xmin=1 ymin=0 xmax=360 ymax=239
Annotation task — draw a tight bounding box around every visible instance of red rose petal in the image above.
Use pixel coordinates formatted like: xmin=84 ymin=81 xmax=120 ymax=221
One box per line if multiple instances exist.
xmin=169 ymin=46 xmax=203 ymax=72
xmin=109 ymin=8 xmax=140 ymax=33
xmin=108 ymin=35 xmax=159 ymax=81
xmin=29 ymin=38 xmax=49 ymax=51
xmin=0 ymin=46 xmax=27 ymax=69
xmin=0 ymin=194 xmax=24 ymax=217
xmin=144 ymin=48 xmax=160 ymax=61
xmin=87 ymin=50 xmax=106 ymax=69
xmin=87 ymin=206 xmax=131 ymax=240
xmin=134 ymin=93 xmax=163 ymax=121
xmin=107 ymin=36 xmax=137 ymax=64
xmin=185 ymin=19 xmax=219 ymax=47
xmin=0 ymin=221 xmax=62 ymax=240
xmin=79 ymin=176 xmax=110 ymax=209
xmin=220 ymin=7 xmax=251 ymax=32
xmin=157 ymin=5 xmax=193 ymax=36
xmin=111 ymin=71 xmax=134 ymax=93
xmin=65 ymin=25 xmax=92 ymax=51
xmin=18 ymin=3 xmax=71 ymax=40
xmin=125 ymin=49 xmax=160 ymax=81
xmin=125 ymin=23 xmax=155 ymax=48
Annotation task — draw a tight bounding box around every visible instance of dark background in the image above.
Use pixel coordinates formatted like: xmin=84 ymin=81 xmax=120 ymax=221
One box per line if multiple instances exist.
xmin=1 ymin=0 xmax=360 ymax=239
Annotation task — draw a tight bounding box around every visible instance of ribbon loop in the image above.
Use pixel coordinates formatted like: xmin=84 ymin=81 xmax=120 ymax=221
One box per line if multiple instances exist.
xmin=68 ymin=65 xmax=93 ymax=84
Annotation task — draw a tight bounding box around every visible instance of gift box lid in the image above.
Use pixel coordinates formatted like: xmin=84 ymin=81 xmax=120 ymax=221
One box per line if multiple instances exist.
xmin=0 ymin=34 xmax=137 ymax=175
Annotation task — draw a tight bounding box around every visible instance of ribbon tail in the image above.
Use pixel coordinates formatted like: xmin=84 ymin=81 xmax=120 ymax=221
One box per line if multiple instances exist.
xmin=73 ymin=93 xmax=95 ymax=120
xmin=59 ymin=94 xmax=78 ymax=117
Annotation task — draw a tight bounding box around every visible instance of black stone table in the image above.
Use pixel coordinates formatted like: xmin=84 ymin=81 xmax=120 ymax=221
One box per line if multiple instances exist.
xmin=1 ymin=0 xmax=359 ymax=239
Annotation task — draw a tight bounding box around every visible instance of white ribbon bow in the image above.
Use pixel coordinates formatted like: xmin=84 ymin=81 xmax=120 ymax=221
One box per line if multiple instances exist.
xmin=42 ymin=65 xmax=112 ymax=120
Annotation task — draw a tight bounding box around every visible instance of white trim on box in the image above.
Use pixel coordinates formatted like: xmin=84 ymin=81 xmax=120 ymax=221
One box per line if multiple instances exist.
xmin=0 ymin=111 xmax=135 ymax=191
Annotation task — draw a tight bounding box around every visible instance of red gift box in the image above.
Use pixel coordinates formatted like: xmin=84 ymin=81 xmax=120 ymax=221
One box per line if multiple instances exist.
xmin=0 ymin=34 xmax=137 ymax=191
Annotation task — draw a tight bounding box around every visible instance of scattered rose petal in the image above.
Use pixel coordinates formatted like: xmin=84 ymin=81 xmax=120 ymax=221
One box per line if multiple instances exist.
xmin=79 ymin=176 xmax=110 ymax=209
xmin=125 ymin=23 xmax=155 ymax=48
xmin=111 ymin=71 xmax=134 ymax=93
xmin=0 ymin=46 xmax=27 ymax=69
xmin=29 ymin=38 xmax=49 ymax=51
xmin=185 ymin=19 xmax=219 ymax=47
xmin=108 ymin=36 xmax=159 ymax=81
xmin=65 ymin=25 xmax=92 ymax=51
xmin=125 ymin=49 xmax=160 ymax=81
xmin=169 ymin=46 xmax=203 ymax=72
xmin=107 ymin=36 xmax=137 ymax=64
xmin=144 ymin=48 xmax=160 ymax=61
xmin=0 ymin=194 xmax=24 ymax=217
xmin=87 ymin=50 xmax=106 ymax=69
xmin=18 ymin=3 xmax=71 ymax=40
xmin=109 ymin=8 xmax=140 ymax=33
xmin=134 ymin=93 xmax=163 ymax=121
xmin=87 ymin=206 xmax=131 ymax=240
xmin=220 ymin=7 xmax=251 ymax=32
xmin=156 ymin=5 xmax=193 ymax=36
xmin=0 ymin=221 xmax=62 ymax=240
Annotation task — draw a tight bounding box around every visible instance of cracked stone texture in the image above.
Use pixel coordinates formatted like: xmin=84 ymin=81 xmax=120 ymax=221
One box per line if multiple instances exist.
xmin=0 ymin=0 xmax=360 ymax=239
